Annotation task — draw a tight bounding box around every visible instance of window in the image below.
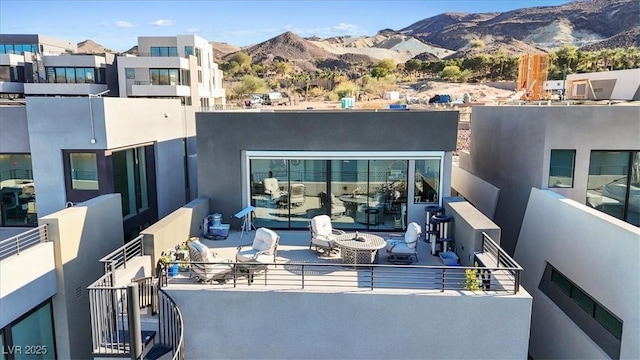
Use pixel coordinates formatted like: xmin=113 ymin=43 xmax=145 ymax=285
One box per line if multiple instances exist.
xmin=195 ymin=47 xmax=202 ymax=66
xmin=150 ymin=46 xmax=177 ymax=57
xmin=0 ymin=300 xmax=56 ymax=360
xmin=125 ymin=68 xmax=135 ymax=79
xmin=112 ymin=146 xmax=150 ymax=219
xmin=0 ymin=154 xmax=36 ymax=227
xmin=415 ymin=159 xmax=440 ymax=203
xmin=549 ymin=149 xmax=575 ymax=188
xmin=181 ymin=69 xmax=190 ymax=86
xmin=586 ymin=150 xmax=639 ymax=226
xmin=197 ymin=70 xmax=202 ymax=83
xmin=44 ymin=67 xmax=104 ymax=84
xmin=184 ymin=46 xmax=193 ymax=56
xmin=149 ymin=68 xmax=186 ymax=85
xmin=540 ymin=263 xmax=623 ymax=358
xmin=69 ymin=153 xmax=99 ymax=190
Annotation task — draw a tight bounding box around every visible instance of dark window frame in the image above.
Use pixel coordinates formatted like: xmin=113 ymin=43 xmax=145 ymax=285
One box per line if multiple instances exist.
xmin=549 ymin=149 xmax=576 ymax=188
xmin=0 ymin=299 xmax=57 ymax=360
xmin=540 ymin=263 xmax=623 ymax=358
xmin=63 ymin=150 xmax=109 ymax=203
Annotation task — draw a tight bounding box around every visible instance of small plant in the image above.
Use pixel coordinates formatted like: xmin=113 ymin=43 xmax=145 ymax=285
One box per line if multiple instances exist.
xmin=463 ymin=268 xmax=481 ymax=291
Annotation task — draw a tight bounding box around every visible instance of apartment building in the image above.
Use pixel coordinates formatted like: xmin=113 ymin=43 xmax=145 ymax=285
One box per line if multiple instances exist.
xmin=117 ymin=35 xmax=225 ymax=107
xmin=454 ymin=104 xmax=640 ymax=359
xmin=1 ymin=33 xmax=225 ymax=232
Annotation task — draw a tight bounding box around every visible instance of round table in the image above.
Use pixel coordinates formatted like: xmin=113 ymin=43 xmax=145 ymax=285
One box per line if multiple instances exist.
xmin=335 ymin=232 xmax=386 ymax=264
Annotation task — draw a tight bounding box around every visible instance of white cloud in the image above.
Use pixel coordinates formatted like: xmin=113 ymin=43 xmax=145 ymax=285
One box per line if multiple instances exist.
xmin=333 ymin=23 xmax=358 ymax=31
xmin=151 ymin=19 xmax=174 ymax=27
xmin=187 ymin=27 xmax=200 ymax=33
xmin=115 ymin=20 xmax=135 ymax=28
xmin=100 ymin=21 xmax=109 ymax=27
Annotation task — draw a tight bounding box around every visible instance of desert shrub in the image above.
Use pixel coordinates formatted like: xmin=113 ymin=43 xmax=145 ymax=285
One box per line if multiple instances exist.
xmin=362 ymin=76 xmax=397 ymax=98
xmin=332 ymin=81 xmax=358 ymax=98
xmin=469 ymin=39 xmax=486 ymax=48
xmin=326 ymin=92 xmax=340 ymax=101
xmin=306 ymin=86 xmax=326 ymax=98
xmin=439 ymin=65 xmax=462 ymax=81
xmin=233 ymin=75 xmax=268 ymax=96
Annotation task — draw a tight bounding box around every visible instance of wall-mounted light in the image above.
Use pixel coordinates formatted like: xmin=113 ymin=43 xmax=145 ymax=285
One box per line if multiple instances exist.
xmin=164 ymin=112 xmax=170 ymax=118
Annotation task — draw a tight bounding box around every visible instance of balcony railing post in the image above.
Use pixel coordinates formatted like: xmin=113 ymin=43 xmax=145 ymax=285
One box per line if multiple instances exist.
xmin=126 ymin=283 xmax=142 ymax=360
xmin=370 ymin=266 xmax=374 ymax=290
xmin=301 ymin=264 xmax=305 ymax=289
xmin=441 ymin=268 xmax=446 ymax=292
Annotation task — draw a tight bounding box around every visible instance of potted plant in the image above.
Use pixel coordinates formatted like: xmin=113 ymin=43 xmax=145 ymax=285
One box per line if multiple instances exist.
xmin=159 ymin=250 xmax=179 ymax=277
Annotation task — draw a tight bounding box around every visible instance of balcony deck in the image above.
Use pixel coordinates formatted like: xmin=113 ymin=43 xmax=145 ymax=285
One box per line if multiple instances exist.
xmin=162 ymin=229 xmax=519 ymax=294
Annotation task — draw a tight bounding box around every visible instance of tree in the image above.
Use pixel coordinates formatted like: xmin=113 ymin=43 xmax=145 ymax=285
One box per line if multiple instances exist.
xmin=555 ymin=45 xmax=578 ymax=73
xmin=228 ymin=52 xmax=251 ymax=68
xmin=234 ymin=75 xmax=267 ymax=96
xmin=370 ymin=58 xmax=396 ymax=78
xmin=468 ymin=39 xmax=486 ymax=48
xmin=404 ymin=59 xmax=423 ymax=76
xmin=439 ymin=65 xmax=462 ymax=81
xmin=272 ymin=61 xmax=292 ymax=77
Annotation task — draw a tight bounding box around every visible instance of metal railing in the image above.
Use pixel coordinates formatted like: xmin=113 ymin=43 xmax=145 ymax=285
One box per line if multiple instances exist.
xmin=0 ymin=225 xmax=48 ymax=260
xmin=88 ymin=272 xmax=129 ymax=354
xmin=159 ymin=258 xmax=523 ymax=294
xmin=88 ymin=273 xmax=158 ymax=355
xmin=158 ymin=289 xmax=185 ymax=360
xmin=480 ymin=232 xmax=523 ymax=293
xmin=0 ymin=169 xmax=33 ymax=182
xmin=99 ymin=234 xmax=144 ymax=273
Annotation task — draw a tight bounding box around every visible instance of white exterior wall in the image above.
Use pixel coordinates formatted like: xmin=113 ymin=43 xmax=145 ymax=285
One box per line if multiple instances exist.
xmin=25 ymin=97 xmax=188 ymax=218
xmin=566 ymin=69 xmax=640 ymax=100
xmin=515 ymin=188 xmax=640 ymax=359
xmin=42 ymin=54 xmax=107 ymax=67
xmin=168 ymin=288 xmax=532 ymax=360
xmin=41 ymin=194 xmax=125 ymax=360
xmin=0 ymin=241 xmax=56 ymax=328
xmin=0 ymin=106 xmax=30 ymax=153
xmin=117 ymin=56 xmax=190 ymax=97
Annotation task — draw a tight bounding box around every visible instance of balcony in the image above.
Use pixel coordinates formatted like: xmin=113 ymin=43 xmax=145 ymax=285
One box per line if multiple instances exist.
xmin=87 ymin=196 xmax=529 ymax=359
xmin=130 ymin=81 xmax=190 ymax=97
xmin=23 ymin=83 xmax=109 ymax=96
xmin=0 ymin=81 xmax=25 ymax=94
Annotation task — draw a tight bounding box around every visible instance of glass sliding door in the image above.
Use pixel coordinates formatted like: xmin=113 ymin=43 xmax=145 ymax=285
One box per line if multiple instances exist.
xmin=288 ymin=160 xmax=326 ymax=229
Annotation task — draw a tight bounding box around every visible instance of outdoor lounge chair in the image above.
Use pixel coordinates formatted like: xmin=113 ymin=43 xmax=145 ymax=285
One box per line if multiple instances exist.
xmin=236 ymin=227 xmax=280 ymax=264
xmin=385 ymin=222 xmax=421 ymax=264
xmin=309 ymin=214 xmax=346 ymax=256
xmin=187 ymin=239 xmax=233 ymax=284
xmin=263 ymin=178 xmax=288 ymax=204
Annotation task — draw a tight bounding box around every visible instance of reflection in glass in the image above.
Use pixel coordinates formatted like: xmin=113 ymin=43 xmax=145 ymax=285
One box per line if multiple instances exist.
xmin=70 ymin=153 xmax=99 ymax=190
xmin=11 ymin=302 xmax=55 ymax=360
xmin=415 ymin=159 xmax=440 ymax=203
xmin=549 ymin=150 xmax=575 ymax=188
xmin=586 ymin=151 xmax=633 ymax=223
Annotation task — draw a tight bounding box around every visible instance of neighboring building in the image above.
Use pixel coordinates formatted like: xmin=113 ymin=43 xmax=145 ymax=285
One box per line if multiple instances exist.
xmin=0 ymin=34 xmax=77 ymax=97
xmin=1 ymin=96 xmax=196 ymax=237
xmin=566 ymin=68 xmax=640 ymax=101
xmin=0 ymin=195 xmax=125 ymax=360
xmin=455 ymin=105 xmax=640 ymax=255
xmin=196 ymin=110 xmax=457 ymax=231
xmin=117 ymin=35 xmax=225 ymax=108
xmin=454 ymin=104 xmax=640 ymax=359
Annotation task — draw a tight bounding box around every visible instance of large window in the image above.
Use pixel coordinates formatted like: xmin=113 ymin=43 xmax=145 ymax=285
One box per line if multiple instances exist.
xmin=112 ymin=146 xmax=150 ymax=219
xmin=549 ymin=149 xmax=575 ymax=188
xmin=0 ymin=65 xmax=25 ymax=82
xmin=125 ymin=68 xmax=135 ymax=79
xmin=0 ymin=300 xmax=56 ymax=360
xmin=45 ymin=67 xmax=104 ymax=84
xmin=248 ymin=157 xmax=432 ymax=231
xmin=586 ymin=150 xmax=639 ymax=226
xmin=0 ymin=154 xmax=36 ymax=227
xmin=415 ymin=159 xmax=441 ymax=203
xmin=149 ymin=69 xmax=183 ymax=85
xmin=150 ymin=46 xmax=178 ymax=57
xmin=0 ymin=44 xmax=37 ymax=54
xmin=195 ymin=47 xmax=202 ymax=66
xmin=69 ymin=153 xmax=99 ymax=190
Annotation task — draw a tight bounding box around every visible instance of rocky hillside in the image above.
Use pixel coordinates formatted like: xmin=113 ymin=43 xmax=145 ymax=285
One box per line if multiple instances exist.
xmin=579 ymin=26 xmax=640 ymax=51
xmin=211 ymin=42 xmax=241 ymax=60
xmin=401 ymin=0 xmax=639 ymax=51
xmin=77 ymin=39 xmax=112 ymax=54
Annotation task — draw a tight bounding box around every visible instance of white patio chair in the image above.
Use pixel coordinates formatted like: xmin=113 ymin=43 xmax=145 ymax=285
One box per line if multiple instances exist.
xmin=235 ymin=227 xmax=280 ymax=264
xmin=309 ymin=214 xmax=346 ymax=256
xmin=385 ymin=222 xmax=422 ymax=264
xmin=188 ymin=239 xmax=233 ymax=284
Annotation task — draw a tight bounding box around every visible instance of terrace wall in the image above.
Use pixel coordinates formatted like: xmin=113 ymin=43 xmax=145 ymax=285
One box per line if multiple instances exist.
xmin=167 ymin=288 xmax=531 ymax=359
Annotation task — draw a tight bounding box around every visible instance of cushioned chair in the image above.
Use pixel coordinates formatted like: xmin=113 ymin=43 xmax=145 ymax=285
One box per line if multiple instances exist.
xmin=319 ymin=192 xmax=346 ymax=218
xmin=385 ymin=222 xmax=422 ymax=264
xmin=188 ymin=240 xmax=233 ymax=284
xmin=309 ymin=214 xmax=346 ymax=256
xmin=287 ymin=183 xmax=305 ymax=207
xmin=236 ymin=227 xmax=280 ymax=264
xmin=263 ymin=178 xmax=288 ymax=203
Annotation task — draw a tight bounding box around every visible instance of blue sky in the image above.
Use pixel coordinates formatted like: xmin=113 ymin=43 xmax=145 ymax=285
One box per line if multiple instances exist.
xmin=1 ymin=0 xmax=571 ymax=51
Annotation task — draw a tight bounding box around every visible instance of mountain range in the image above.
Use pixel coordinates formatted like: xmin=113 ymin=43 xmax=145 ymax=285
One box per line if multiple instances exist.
xmin=77 ymin=0 xmax=639 ymax=71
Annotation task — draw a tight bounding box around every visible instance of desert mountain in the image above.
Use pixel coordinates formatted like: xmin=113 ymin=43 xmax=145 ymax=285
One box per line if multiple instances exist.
xmin=401 ymin=0 xmax=639 ymax=51
xmin=211 ymin=42 xmax=241 ymax=60
xmin=443 ymin=38 xmax=549 ymax=60
xmin=579 ymin=26 xmax=640 ymax=51
xmin=77 ymin=39 xmax=112 ymax=54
